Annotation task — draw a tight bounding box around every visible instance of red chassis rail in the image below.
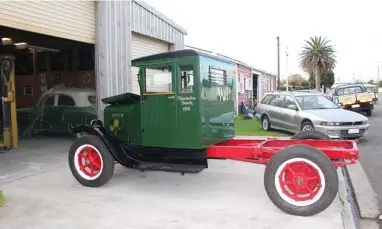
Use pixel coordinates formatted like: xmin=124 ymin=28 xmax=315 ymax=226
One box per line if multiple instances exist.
xmin=206 ymin=138 xmax=359 ymax=167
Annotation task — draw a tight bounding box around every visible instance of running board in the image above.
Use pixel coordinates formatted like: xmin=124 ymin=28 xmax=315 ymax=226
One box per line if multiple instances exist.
xmin=133 ymin=162 xmax=206 ymax=174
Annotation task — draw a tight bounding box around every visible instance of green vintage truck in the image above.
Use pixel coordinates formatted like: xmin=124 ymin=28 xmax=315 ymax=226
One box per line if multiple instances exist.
xmin=66 ymin=49 xmax=362 ymax=217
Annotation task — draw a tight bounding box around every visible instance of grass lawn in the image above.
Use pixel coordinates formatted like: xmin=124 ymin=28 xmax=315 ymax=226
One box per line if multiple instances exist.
xmin=0 ymin=190 xmax=4 ymax=207
xmin=234 ymin=116 xmax=290 ymax=136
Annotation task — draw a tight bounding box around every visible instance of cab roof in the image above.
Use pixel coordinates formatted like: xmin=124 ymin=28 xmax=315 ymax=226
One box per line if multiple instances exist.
xmin=131 ymin=49 xmax=233 ymax=64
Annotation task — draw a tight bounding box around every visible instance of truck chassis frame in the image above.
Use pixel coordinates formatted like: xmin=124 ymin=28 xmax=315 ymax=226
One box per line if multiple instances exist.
xmin=68 ymin=121 xmax=359 ymax=217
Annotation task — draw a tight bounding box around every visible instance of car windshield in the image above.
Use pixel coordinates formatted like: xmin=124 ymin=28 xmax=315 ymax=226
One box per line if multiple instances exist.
xmin=295 ymin=95 xmax=339 ymax=110
xmin=336 ymin=86 xmax=365 ymax=95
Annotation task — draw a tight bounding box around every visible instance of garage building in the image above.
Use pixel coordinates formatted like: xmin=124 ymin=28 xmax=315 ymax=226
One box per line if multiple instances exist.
xmin=0 ymin=0 xmax=187 ymax=148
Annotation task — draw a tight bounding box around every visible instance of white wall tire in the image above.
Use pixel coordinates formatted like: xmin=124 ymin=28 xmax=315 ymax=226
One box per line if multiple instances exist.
xmin=69 ymin=135 xmax=115 ymax=187
xmin=264 ymin=144 xmax=338 ymax=216
xmin=274 ymin=158 xmax=325 ymax=207
xmin=73 ymin=144 xmax=104 ymax=180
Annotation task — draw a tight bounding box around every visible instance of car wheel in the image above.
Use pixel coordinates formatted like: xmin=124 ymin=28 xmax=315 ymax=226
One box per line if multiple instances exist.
xmin=262 ymin=115 xmax=271 ymax=131
xmin=301 ymin=121 xmax=314 ymax=131
xmin=366 ymin=109 xmax=372 ymax=117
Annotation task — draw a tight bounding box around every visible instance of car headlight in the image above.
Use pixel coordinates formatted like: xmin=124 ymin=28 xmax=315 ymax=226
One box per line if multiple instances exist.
xmin=320 ymin=121 xmax=341 ymax=126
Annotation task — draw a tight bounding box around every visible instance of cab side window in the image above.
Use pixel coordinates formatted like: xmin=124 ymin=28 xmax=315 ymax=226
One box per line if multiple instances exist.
xmin=179 ymin=65 xmax=194 ymax=93
xmin=145 ymin=66 xmax=173 ymax=93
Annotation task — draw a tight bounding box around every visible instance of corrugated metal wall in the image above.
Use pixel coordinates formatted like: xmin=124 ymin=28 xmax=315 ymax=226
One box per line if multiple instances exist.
xmin=131 ymin=1 xmax=185 ymax=50
xmin=95 ymin=1 xmax=132 ymax=121
xmin=95 ymin=0 xmax=186 ymax=121
xmin=0 ymin=0 xmax=96 ymax=44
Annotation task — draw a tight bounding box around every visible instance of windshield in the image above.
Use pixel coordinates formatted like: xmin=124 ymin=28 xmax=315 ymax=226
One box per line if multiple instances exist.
xmin=336 ymin=86 xmax=365 ymax=95
xmin=295 ymin=95 xmax=339 ymax=110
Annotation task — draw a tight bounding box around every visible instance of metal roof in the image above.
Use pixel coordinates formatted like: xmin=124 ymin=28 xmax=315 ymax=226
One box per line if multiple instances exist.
xmin=131 ymin=49 xmax=233 ymax=64
xmin=136 ymin=0 xmax=187 ymax=35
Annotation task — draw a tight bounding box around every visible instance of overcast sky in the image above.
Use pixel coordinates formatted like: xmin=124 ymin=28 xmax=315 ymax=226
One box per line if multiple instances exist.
xmin=144 ymin=0 xmax=382 ymax=83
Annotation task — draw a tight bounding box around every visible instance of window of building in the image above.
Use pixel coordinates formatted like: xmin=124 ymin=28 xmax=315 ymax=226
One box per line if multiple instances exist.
xmin=37 ymin=52 xmax=47 ymax=72
xmin=15 ymin=52 xmax=33 ymax=75
xmin=145 ymin=66 xmax=172 ymax=93
xmin=23 ymin=85 xmax=33 ymax=96
xmin=57 ymin=95 xmax=75 ymax=106
xmin=179 ymin=65 xmax=194 ymax=93
xmin=51 ymin=51 xmax=65 ymax=71
xmin=78 ymin=45 xmax=95 ymax=71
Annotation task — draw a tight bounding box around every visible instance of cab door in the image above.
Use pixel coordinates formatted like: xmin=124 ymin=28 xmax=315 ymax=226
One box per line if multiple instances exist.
xmin=175 ymin=64 xmax=200 ymax=149
xmin=141 ymin=62 xmax=178 ymax=148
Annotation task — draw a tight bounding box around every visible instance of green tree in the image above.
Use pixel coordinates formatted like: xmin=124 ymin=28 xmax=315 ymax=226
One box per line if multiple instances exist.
xmin=301 ymin=79 xmax=310 ymax=87
xmin=323 ymin=71 xmax=335 ymax=88
xmin=300 ymin=36 xmax=337 ymax=90
xmin=309 ymin=71 xmax=335 ymax=89
xmin=288 ymin=74 xmax=305 ymax=87
xmin=367 ymin=79 xmax=374 ymax=84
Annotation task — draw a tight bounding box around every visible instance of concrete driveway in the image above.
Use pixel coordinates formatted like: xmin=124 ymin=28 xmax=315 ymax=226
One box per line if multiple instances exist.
xmin=0 ymin=136 xmax=351 ymax=229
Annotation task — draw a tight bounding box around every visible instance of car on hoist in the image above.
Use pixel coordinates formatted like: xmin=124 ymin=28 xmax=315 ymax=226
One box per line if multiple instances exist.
xmin=17 ymin=86 xmax=97 ymax=137
xmin=68 ymin=49 xmax=360 ymax=217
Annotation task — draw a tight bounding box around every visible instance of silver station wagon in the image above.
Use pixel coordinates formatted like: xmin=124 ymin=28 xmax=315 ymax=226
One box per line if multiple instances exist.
xmin=255 ymin=91 xmax=370 ymax=139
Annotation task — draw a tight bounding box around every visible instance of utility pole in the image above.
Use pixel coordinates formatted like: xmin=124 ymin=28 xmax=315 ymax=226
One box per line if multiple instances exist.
xmin=378 ymin=66 xmax=380 ymax=89
xmin=277 ymin=36 xmax=280 ymax=90
xmin=285 ymin=46 xmax=289 ymax=91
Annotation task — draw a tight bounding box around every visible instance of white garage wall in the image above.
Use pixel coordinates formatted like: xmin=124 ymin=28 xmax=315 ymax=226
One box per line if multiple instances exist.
xmin=131 ymin=33 xmax=170 ymax=94
xmin=96 ymin=1 xmax=186 ymax=121
xmin=0 ymin=1 xmax=96 ymax=44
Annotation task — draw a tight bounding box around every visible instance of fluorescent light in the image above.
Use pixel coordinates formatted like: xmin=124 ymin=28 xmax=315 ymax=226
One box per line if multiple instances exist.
xmin=28 ymin=45 xmax=59 ymax=52
xmin=14 ymin=42 xmax=28 ymax=50
xmin=1 ymin=38 xmax=12 ymax=45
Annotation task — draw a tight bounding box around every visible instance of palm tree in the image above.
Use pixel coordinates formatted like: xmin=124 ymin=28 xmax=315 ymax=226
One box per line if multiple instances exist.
xmin=299 ymin=36 xmax=336 ymax=91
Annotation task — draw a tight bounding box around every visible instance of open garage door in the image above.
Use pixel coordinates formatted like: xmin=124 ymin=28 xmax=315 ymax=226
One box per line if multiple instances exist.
xmin=131 ymin=32 xmax=170 ymax=94
xmin=0 ymin=1 xmax=95 ymax=44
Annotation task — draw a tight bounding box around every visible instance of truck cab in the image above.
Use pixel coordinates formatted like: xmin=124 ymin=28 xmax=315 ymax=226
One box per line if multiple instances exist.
xmin=102 ymin=49 xmax=235 ymax=149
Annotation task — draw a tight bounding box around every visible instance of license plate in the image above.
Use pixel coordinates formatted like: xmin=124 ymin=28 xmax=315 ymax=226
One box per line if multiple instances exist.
xmin=352 ymin=104 xmax=360 ymax=108
xmin=348 ymin=129 xmax=359 ymax=134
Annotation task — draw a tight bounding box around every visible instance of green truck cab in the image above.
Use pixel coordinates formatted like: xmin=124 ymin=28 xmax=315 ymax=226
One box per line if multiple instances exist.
xmin=102 ymin=49 xmax=235 ymax=149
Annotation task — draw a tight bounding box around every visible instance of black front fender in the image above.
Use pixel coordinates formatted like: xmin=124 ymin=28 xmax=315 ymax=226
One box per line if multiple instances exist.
xmin=69 ymin=122 xmax=137 ymax=167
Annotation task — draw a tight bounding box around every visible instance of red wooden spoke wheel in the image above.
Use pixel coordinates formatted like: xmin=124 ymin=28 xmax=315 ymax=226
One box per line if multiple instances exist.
xmin=264 ymin=145 xmax=338 ymax=216
xmin=69 ymin=135 xmax=115 ymax=187
xmin=74 ymin=145 xmax=103 ymax=180
xmin=275 ymin=158 xmax=325 ymax=206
